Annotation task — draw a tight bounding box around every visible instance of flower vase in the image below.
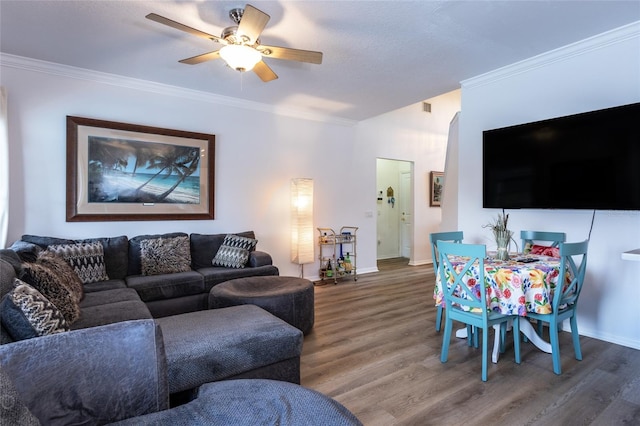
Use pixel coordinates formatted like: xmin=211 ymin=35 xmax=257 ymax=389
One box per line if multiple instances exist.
xmin=494 ymin=230 xmax=512 ymax=261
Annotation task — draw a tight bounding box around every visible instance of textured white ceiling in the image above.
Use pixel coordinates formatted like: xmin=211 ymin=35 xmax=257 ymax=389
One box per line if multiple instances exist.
xmin=1 ymin=1 xmax=639 ymax=121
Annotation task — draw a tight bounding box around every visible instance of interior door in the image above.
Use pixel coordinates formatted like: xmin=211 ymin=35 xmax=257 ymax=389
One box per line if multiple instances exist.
xmin=400 ymin=171 xmax=412 ymax=258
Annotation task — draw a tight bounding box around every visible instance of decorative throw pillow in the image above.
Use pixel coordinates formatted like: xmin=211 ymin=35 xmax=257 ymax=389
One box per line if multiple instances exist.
xmin=0 ymin=279 xmax=69 ymax=341
xmin=212 ymin=234 xmax=258 ymax=269
xmin=35 ymin=251 xmax=85 ymax=303
xmin=46 ymin=242 xmax=109 ymax=285
xmin=20 ymin=259 xmax=81 ymax=324
xmin=140 ymin=235 xmax=192 ymax=276
xmin=530 ymin=244 xmax=560 ymax=258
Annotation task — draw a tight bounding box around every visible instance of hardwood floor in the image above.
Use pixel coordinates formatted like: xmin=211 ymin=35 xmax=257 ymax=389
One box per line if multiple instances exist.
xmin=301 ymin=258 xmax=640 ymax=426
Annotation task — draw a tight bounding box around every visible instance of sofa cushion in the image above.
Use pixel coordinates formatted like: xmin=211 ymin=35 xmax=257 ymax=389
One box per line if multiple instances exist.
xmin=8 ymin=240 xmax=41 ymax=263
xmin=71 ymin=300 xmax=153 ymax=330
xmin=199 ymin=265 xmax=280 ymax=292
xmin=79 ymin=288 xmax=142 ymax=309
xmin=126 ymin=271 xmax=205 ymax=302
xmin=0 ymin=366 xmax=40 ymax=425
xmin=20 ymin=257 xmax=81 ymax=324
xmin=83 ymin=279 xmax=127 ymax=293
xmin=190 ymin=231 xmax=256 ymax=270
xmin=0 ymin=250 xmax=22 ymax=296
xmin=156 ymin=305 xmax=303 ymax=393
xmin=0 ymin=280 xmax=69 ymax=340
xmin=140 ymin=235 xmax=191 ymax=276
xmin=0 ymin=320 xmax=169 ymax=425
xmin=21 ymin=235 xmax=130 ymax=281
xmin=212 ymin=234 xmax=258 ymax=269
xmin=81 ymin=236 xmax=129 ymax=280
xmin=0 ymin=252 xmax=21 ymax=345
xmin=20 ymin=234 xmax=75 ymax=249
xmin=128 ymin=232 xmax=189 ymax=276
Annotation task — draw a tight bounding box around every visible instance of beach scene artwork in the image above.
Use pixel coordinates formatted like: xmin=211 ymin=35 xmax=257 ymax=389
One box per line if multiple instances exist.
xmin=87 ymin=136 xmax=201 ymax=204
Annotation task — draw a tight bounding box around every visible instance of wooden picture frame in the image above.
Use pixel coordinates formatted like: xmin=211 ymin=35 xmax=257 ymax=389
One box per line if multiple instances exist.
xmin=66 ymin=116 xmax=215 ymax=222
xmin=430 ymin=171 xmax=444 ymax=207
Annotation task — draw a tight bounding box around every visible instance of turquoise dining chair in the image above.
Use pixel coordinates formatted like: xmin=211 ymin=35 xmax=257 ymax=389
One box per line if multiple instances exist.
xmin=437 ymin=241 xmax=521 ymax=381
xmin=525 ymin=240 xmax=589 ymax=375
xmin=520 ymin=230 xmax=566 ymax=254
xmin=429 ymin=231 xmax=464 ymax=332
xmin=520 ymin=230 xmax=566 ymax=335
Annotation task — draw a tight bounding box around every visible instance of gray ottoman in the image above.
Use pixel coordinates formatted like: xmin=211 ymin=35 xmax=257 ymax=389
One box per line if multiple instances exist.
xmin=209 ymin=276 xmax=314 ymax=335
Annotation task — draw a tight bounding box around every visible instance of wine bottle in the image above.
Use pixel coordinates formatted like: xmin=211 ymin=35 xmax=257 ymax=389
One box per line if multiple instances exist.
xmin=344 ymin=253 xmax=352 ymax=272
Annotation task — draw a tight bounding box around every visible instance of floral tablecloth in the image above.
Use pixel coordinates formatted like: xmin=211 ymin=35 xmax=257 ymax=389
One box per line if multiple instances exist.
xmin=434 ymin=254 xmax=565 ymax=316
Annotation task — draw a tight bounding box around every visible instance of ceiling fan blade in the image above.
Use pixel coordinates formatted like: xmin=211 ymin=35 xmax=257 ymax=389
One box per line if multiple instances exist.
xmin=253 ymin=60 xmax=278 ymax=82
xmin=179 ymin=50 xmax=221 ymax=65
xmin=146 ymin=13 xmax=226 ymax=44
xmin=237 ymin=4 xmax=270 ymax=44
xmin=259 ymin=45 xmax=323 ymax=64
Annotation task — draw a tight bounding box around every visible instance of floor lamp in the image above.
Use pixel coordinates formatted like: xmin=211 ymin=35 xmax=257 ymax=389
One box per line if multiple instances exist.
xmin=291 ymin=178 xmax=314 ymax=278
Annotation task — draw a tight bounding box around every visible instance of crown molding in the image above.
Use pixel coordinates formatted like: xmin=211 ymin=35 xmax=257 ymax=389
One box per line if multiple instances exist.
xmin=462 ymin=21 xmax=640 ymax=89
xmin=0 ymin=53 xmax=357 ymax=127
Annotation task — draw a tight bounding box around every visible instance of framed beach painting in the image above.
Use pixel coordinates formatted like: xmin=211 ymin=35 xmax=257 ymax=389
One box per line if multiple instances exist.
xmin=430 ymin=171 xmax=444 ymax=207
xmin=66 ymin=116 xmax=215 ymax=221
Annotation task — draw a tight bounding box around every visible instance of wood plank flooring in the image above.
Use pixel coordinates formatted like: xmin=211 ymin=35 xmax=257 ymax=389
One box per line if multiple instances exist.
xmin=300 ymin=258 xmax=640 ymax=425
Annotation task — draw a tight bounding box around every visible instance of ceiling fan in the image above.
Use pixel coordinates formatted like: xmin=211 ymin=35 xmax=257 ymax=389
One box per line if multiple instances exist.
xmin=146 ymin=4 xmax=323 ymax=82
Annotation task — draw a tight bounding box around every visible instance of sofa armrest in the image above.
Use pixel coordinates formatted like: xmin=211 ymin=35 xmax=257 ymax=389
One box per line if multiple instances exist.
xmin=248 ymin=251 xmax=273 ymax=268
xmin=0 ymin=319 xmax=169 ymax=425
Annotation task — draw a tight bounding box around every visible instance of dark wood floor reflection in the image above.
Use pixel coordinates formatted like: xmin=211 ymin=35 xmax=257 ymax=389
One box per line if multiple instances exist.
xmin=301 ymin=258 xmax=640 ymax=425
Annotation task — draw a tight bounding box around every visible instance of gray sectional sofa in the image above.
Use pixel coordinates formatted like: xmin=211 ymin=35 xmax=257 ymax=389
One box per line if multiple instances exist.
xmin=0 ymin=319 xmax=362 ymax=425
xmin=0 ymin=231 xmax=360 ymax=425
xmin=15 ymin=231 xmax=279 ymax=318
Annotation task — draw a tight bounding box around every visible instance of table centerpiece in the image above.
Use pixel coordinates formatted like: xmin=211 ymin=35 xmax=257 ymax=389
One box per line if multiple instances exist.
xmin=484 ymin=212 xmax=513 ymax=261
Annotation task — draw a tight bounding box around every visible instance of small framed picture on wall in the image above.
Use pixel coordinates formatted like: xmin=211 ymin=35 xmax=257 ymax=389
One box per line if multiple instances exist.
xmin=430 ymin=171 xmax=444 ymax=207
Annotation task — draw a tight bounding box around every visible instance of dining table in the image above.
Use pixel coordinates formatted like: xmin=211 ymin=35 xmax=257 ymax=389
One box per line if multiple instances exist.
xmin=434 ymin=252 xmax=567 ymax=363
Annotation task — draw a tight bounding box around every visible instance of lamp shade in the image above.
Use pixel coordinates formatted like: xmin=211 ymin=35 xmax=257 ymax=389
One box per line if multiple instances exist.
xmin=219 ymin=44 xmax=262 ymax=72
xmin=291 ymin=178 xmax=314 ymax=265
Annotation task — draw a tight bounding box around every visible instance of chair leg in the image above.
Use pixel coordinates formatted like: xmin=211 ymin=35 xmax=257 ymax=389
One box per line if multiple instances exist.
xmin=549 ymin=320 xmax=562 ymax=375
xmin=570 ymin=314 xmax=582 ymax=361
xmin=513 ymin=317 xmax=521 ymax=364
xmin=481 ymin=326 xmax=489 ymax=381
xmin=435 ymin=305 xmax=443 ymax=332
xmin=473 ymin=326 xmax=479 ymax=348
xmin=441 ymin=318 xmax=453 ymax=363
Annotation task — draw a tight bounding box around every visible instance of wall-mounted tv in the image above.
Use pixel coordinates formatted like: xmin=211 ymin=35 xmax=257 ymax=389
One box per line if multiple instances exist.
xmin=483 ymin=102 xmax=640 ymax=211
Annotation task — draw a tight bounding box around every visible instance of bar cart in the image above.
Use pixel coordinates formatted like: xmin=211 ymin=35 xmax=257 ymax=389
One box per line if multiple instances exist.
xmin=317 ymin=226 xmax=358 ymax=284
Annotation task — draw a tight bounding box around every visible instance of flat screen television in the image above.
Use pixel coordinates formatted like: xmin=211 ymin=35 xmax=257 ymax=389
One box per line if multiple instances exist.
xmin=482 ymin=102 xmax=640 ymax=210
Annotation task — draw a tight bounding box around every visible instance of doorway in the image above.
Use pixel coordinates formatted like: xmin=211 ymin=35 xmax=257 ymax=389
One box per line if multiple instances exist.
xmin=376 ymin=158 xmax=414 ymax=262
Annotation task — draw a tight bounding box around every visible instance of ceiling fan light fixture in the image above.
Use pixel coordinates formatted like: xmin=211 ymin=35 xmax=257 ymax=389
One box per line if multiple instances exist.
xmin=219 ymin=44 xmax=261 ymax=72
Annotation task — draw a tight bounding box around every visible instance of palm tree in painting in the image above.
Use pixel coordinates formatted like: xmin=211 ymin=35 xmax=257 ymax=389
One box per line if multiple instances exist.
xmin=133 ymin=145 xmax=200 ymax=201
xmin=87 ymin=137 xmax=132 ymax=202
xmin=129 ymin=144 xmax=155 ymax=177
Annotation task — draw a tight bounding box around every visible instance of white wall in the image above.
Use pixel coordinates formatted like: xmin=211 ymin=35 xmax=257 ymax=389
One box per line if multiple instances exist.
xmin=457 ymin=22 xmax=640 ymax=349
xmin=356 ymin=90 xmax=461 ymax=265
xmin=0 ymin=54 xmax=458 ymax=281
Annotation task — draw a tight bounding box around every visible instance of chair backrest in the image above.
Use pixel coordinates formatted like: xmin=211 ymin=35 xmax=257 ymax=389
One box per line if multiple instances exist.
xmin=429 ymin=231 xmax=463 ymax=277
xmin=521 ymin=230 xmax=566 ymax=253
xmin=436 ymin=241 xmax=488 ymax=317
xmin=553 ymin=240 xmax=589 ymax=310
